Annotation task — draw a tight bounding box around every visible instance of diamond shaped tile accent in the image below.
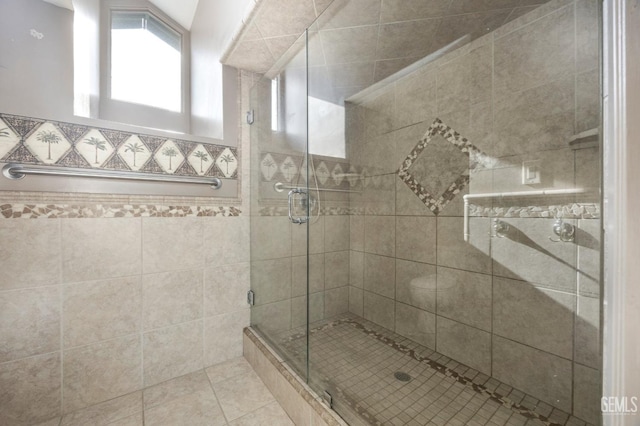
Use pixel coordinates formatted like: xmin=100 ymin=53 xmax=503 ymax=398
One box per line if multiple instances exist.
xmin=347 ymin=165 xmax=360 ymax=187
xmin=280 ymin=156 xmax=298 ymax=182
xmin=398 ymin=118 xmax=491 ymax=215
xmin=57 ymin=148 xmax=92 ymax=168
xmin=56 ymin=122 xmax=89 ymax=143
xmin=187 ymin=144 xmax=213 ymax=176
xmin=332 ymin=163 xmax=344 ymax=186
xmin=118 ymin=136 xmax=151 ymax=171
xmin=76 ymin=129 xmax=114 ymax=168
xmin=154 ymin=140 xmax=185 ymax=174
xmin=315 ymin=161 xmax=330 ymax=185
xmin=0 ymin=119 xmax=21 ymax=161
xmin=24 ymin=122 xmax=72 ymax=164
xmin=215 ymin=147 xmax=238 ymax=178
xmin=261 ymin=153 xmax=278 ymax=181
xmin=100 ymin=129 xmax=132 ymax=149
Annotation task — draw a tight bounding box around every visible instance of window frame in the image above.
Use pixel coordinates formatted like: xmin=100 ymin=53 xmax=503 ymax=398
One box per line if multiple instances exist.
xmin=99 ymin=0 xmax=191 ymax=133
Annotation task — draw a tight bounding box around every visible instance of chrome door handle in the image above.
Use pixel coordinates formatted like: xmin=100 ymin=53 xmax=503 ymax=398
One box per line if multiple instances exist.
xmin=288 ymin=188 xmax=309 ymax=224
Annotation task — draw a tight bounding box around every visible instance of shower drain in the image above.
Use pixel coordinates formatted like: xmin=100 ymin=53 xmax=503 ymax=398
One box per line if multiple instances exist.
xmin=394 ymin=371 xmax=411 ymax=382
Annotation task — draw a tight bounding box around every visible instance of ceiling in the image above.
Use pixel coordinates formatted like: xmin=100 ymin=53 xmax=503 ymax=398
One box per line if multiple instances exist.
xmin=223 ymin=0 xmax=549 ymax=103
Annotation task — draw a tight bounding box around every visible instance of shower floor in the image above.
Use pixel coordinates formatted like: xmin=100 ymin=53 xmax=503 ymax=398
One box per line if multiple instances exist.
xmin=272 ymin=314 xmax=593 ymax=426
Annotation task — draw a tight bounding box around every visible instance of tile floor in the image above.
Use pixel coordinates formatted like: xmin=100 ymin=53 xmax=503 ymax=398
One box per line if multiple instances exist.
xmin=42 ymin=357 xmax=294 ymax=426
xmin=276 ymin=314 xmax=594 ymax=426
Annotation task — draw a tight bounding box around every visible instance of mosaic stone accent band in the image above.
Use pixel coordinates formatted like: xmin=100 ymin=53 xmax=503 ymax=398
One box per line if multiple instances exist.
xmin=0 ymin=203 xmax=241 ymax=219
xmin=0 ymin=113 xmax=239 ymax=179
xmin=398 ymin=118 xmax=493 ymax=215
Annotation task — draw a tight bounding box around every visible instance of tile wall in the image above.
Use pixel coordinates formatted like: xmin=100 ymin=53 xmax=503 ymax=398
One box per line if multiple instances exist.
xmin=0 ymin=70 xmax=252 ymax=426
xmin=345 ymin=0 xmax=601 ymax=423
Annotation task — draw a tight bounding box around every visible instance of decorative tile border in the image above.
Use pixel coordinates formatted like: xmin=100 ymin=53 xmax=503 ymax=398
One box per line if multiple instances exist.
xmin=469 ymin=203 xmax=600 ymax=219
xmin=276 ymin=316 xmax=593 ymax=426
xmin=398 ymin=118 xmax=493 ymax=215
xmin=0 ymin=113 xmax=239 ymax=179
xmin=0 ymin=203 xmax=241 ymax=219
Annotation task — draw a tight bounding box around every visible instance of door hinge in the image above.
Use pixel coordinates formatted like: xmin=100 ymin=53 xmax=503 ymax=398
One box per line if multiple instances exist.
xmin=247 ymin=290 xmax=255 ymax=306
xmin=246 ymin=110 xmax=255 ymax=125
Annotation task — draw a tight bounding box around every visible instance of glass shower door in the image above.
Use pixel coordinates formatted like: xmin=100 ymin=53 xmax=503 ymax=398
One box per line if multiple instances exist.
xmin=248 ymin=31 xmax=311 ymax=380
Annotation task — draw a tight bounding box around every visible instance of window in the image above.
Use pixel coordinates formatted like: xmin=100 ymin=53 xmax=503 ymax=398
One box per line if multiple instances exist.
xmin=110 ymin=11 xmax=182 ymax=112
xmin=99 ymin=0 xmax=190 ymax=133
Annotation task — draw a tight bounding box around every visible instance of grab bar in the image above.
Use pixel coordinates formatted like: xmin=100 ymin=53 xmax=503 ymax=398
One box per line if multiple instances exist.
xmin=274 ymin=182 xmax=360 ymax=193
xmin=2 ymin=163 xmax=222 ymax=189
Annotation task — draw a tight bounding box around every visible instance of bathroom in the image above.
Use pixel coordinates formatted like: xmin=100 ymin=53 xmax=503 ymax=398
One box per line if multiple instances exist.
xmin=0 ymin=0 xmax=638 ymax=425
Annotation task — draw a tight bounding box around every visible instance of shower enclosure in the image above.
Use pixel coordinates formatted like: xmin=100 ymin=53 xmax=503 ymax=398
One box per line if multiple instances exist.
xmin=249 ymin=0 xmax=602 ymax=424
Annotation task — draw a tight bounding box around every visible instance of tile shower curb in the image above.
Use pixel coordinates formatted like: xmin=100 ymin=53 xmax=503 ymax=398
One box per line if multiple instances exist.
xmin=243 ymin=327 xmax=348 ymax=426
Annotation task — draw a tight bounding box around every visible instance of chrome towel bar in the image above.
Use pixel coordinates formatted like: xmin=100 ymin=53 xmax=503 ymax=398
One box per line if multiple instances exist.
xmin=2 ymin=163 xmax=222 ymax=190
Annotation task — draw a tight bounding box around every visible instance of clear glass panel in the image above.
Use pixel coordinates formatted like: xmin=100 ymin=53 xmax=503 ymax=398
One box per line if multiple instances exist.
xmin=249 ymin=31 xmax=310 ymax=380
xmin=305 ymin=0 xmax=603 ymax=425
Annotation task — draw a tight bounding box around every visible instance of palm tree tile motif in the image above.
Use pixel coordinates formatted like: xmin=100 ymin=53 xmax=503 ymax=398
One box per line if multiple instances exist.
xmin=161 ymin=146 xmax=179 ymax=171
xmin=0 ymin=113 xmax=240 ymax=180
xmin=124 ymin=142 xmax=145 ymax=167
xmin=193 ymin=150 xmax=210 ymax=173
xmin=84 ymin=136 xmax=108 ymax=164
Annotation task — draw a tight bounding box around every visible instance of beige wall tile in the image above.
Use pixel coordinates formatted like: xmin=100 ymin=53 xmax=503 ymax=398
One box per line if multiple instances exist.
xmin=0 ymin=286 xmax=60 ymax=362
xmin=363 ymin=253 xmax=395 ymax=298
xmin=292 ymin=254 xmax=324 ymax=297
xmin=575 ymin=295 xmax=600 ymax=369
xmin=321 ymin=26 xmax=379 ymax=66
xmin=251 ymin=258 xmax=291 ymax=305
xmin=348 ymin=286 xmax=363 ymax=316
xmin=576 ymin=69 xmax=601 ymax=134
xmin=205 ymin=262 xmax=250 ymax=317
xmin=142 ymin=217 xmax=203 ymax=274
xmin=62 ymin=218 xmax=141 ymax=282
xmin=364 ymin=215 xmax=395 ymax=256
xmin=493 ymin=77 xmax=575 ymax=157
xmin=395 ymin=302 xmax=435 ymax=349
xmin=349 ymin=251 xmax=364 ymax=288
xmin=492 ymin=335 xmax=572 ymax=412
xmin=437 ymin=217 xmax=491 ymax=274
xmin=204 ymin=310 xmax=250 ymax=367
xmin=396 ymin=216 xmax=437 ymax=264
xmin=324 ymin=251 xmax=349 ymax=289
xmin=324 ymin=215 xmax=349 ymax=252
xmin=380 ymin=0 xmax=450 ymax=23
xmin=492 ymin=218 xmax=577 ymax=292
xmin=395 ymin=259 xmax=436 ymax=312
xmin=376 ymin=19 xmax=440 ymax=62
xmin=252 ymin=216 xmax=292 ymax=260
xmin=325 ymin=286 xmax=348 ymax=319
xmin=143 ymin=270 xmax=203 ymax=330
xmin=493 ymin=277 xmax=575 ymax=359
xmin=573 ymin=363 xmax=601 ymax=425
xmin=204 ymin=216 xmax=250 ymax=267
xmin=60 ymin=391 xmax=141 ymax=426
xmin=394 ymin=66 xmax=437 ymax=130
xmin=0 ymin=352 xmax=61 ymax=425
xmin=437 ymin=267 xmax=492 ymax=331
xmin=0 ymin=219 xmax=60 ymax=290
xmin=494 ymin=4 xmax=574 ymax=98
xmin=63 ymin=335 xmax=142 ymax=412
xmin=576 ymin=218 xmax=601 ymax=297
xmin=576 ymin=0 xmax=600 ymax=72
xmin=349 ymin=215 xmax=364 ymax=251
xmin=436 ymin=317 xmax=491 ymax=375
xmin=363 ymin=291 xmax=395 ymax=330
xmin=143 ymin=321 xmax=203 ymax=386
xmin=64 ymin=276 xmax=141 ymax=348
xmin=293 ymin=216 xmax=324 ymax=255
xmin=250 ymin=300 xmax=292 ymax=335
